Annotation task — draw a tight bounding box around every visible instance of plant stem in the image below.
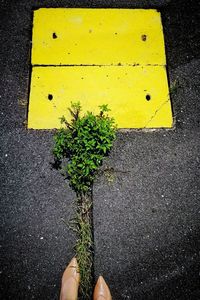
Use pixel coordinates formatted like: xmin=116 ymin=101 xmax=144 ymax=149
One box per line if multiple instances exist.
xmin=75 ymin=193 xmax=94 ymax=300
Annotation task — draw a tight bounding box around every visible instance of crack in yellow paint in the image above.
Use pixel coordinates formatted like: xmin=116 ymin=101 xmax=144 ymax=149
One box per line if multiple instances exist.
xmin=144 ymin=98 xmax=171 ymax=128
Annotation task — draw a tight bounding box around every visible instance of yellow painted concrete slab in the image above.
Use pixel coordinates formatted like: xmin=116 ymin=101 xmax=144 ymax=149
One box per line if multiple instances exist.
xmin=32 ymin=8 xmax=166 ymax=66
xmin=28 ymin=66 xmax=172 ymax=129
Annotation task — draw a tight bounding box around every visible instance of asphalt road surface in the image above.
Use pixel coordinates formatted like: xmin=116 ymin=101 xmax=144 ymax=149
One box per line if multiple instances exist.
xmin=1 ymin=0 xmax=200 ymax=299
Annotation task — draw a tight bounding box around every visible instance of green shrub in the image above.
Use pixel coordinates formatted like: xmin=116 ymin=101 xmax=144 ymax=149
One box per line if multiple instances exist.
xmin=53 ymin=102 xmax=116 ymax=195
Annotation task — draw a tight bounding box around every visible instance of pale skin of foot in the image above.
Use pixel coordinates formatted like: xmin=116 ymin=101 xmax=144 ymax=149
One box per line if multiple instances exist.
xmin=93 ymin=276 xmax=112 ymax=300
xmin=60 ymin=258 xmax=112 ymax=300
xmin=60 ymin=258 xmax=80 ymax=300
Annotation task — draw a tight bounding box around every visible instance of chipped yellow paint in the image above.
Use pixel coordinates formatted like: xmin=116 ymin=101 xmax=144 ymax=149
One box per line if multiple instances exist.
xmin=32 ymin=8 xmax=166 ymax=66
xmin=28 ymin=66 xmax=172 ymax=129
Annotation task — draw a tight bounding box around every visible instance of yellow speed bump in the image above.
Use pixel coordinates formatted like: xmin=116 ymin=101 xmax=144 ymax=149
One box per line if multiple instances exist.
xmin=32 ymin=8 xmax=166 ymax=66
xmin=28 ymin=66 xmax=172 ymax=129
xmin=28 ymin=8 xmax=173 ymax=129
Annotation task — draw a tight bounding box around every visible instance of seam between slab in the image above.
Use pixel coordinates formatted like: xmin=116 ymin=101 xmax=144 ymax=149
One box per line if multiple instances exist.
xmin=31 ymin=64 xmax=166 ymax=67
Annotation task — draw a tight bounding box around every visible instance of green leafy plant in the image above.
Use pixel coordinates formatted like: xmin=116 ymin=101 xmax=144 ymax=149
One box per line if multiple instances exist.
xmin=53 ymin=102 xmax=116 ymax=195
xmin=53 ymin=102 xmax=116 ymax=299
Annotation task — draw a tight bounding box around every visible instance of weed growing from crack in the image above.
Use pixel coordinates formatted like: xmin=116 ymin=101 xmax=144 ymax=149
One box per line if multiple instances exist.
xmin=53 ymin=102 xmax=116 ymax=299
xmin=53 ymin=102 xmax=116 ymax=195
xmin=169 ymin=79 xmax=180 ymax=96
xmin=73 ymin=195 xmax=93 ymax=299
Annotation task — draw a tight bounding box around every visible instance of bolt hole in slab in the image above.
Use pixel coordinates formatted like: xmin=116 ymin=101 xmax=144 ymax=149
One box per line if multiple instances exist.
xmin=141 ymin=34 xmax=147 ymax=41
xmin=52 ymin=32 xmax=57 ymax=39
xmin=48 ymin=94 xmax=53 ymax=100
xmin=146 ymin=94 xmax=151 ymax=101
